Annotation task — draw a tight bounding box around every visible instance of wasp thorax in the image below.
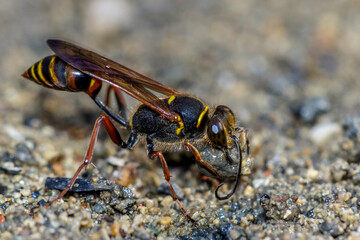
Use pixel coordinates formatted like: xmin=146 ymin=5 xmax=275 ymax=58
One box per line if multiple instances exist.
xmin=207 ymin=105 xmax=235 ymax=149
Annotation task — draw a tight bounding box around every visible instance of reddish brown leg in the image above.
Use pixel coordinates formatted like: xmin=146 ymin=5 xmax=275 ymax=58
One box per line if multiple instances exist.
xmin=150 ymin=151 xmax=196 ymax=224
xmin=184 ymin=141 xmax=222 ymax=179
xmin=39 ymin=114 xmax=133 ymax=208
xmin=105 ymin=86 xmax=127 ymax=119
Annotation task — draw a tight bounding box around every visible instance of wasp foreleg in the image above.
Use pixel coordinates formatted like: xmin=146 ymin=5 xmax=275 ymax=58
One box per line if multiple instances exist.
xmin=184 ymin=140 xmax=222 ymax=179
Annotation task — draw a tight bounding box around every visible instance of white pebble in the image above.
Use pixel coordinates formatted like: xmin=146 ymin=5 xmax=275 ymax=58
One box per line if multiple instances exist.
xmin=309 ymin=122 xmax=341 ymax=146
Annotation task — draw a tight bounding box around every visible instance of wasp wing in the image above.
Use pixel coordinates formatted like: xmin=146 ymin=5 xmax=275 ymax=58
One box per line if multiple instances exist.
xmin=47 ymin=39 xmax=180 ymax=120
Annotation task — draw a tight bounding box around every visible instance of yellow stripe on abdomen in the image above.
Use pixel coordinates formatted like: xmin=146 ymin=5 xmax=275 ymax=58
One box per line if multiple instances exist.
xmin=49 ymin=56 xmax=60 ymax=86
xmin=30 ymin=64 xmax=40 ymax=84
xmin=36 ymin=59 xmax=52 ymax=87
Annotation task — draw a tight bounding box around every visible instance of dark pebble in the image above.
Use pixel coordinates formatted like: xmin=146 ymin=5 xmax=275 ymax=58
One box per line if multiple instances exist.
xmin=45 ymin=177 xmax=114 ymax=192
xmin=290 ymin=97 xmax=330 ymax=124
xmin=103 ymin=215 xmax=114 ymax=223
xmin=0 ymin=185 xmax=7 ymax=195
xmin=342 ymin=116 xmax=360 ymax=139
xmin=31 ymin=191 xmax=40 ymax=199
xmin=1 ymin=204 xmax=7 ymax=212
xmin=0 ymin=162 xmax=22 ymax=174
xmin=306 ymin=209 xmax=315 ymax=218
xmin=114 ymin=199 xmax=136 ymax=214
xmin=14 ymin=143 xmax=34 ymax=163
xmin=158 ymin=181 xmax=184 ymax=200
xmin=181 ymin=223 xmax=236 ymax=240
xmin=91 ymin=203 xmax=106 ymax=214
xmin=23 ymin=116 xmax=42 ymax=128
xmin=319 ymin=219 xmax=343 ymax=238
xmin=37 ymin=199 xmax=47 ymax=206
xmin=260 ymin=194 xmax=271 ymax=209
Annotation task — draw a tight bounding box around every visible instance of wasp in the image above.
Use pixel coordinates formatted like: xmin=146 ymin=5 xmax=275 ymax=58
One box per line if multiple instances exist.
xmin=23 ymin=40 xmax=250 ymax=222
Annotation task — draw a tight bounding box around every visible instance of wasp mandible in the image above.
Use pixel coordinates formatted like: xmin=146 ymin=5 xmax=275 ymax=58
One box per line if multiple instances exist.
xmin=23 ymin=40 xmax=250 ymax=222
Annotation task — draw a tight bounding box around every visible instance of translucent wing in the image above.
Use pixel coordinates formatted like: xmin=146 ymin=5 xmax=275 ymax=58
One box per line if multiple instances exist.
xmin=47 ymin=39 xmax=181 ymax=121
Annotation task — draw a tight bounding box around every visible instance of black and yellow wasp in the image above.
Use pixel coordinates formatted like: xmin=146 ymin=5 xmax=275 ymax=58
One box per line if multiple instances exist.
xmin=23 ymin=39 xmax=250 ymax=222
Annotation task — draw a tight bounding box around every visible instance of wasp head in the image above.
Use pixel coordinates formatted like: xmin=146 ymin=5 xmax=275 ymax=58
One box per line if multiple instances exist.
xmin=206 ymin=105 xmax=249 ymax=200
xmin=207 ymin=105 xmax=235 ymax=158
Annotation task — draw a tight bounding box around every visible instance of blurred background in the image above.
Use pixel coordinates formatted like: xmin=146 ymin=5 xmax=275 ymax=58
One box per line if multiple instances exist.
xmin=1 ymin=0 xmax=360 ymax=239
xmin=1 ymin=1 xmax=360 ymax=128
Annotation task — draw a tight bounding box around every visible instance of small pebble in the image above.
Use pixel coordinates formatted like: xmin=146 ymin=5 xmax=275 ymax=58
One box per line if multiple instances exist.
xmin=20 ymin=189 xmax=31 ymax=197
xmin=338 ymin=191 xmax=351 ymax=202
xmin=191 ymin=211 xmax=201 ymax=221
xmin=3 ymin=125 xmax=25 ymax=141
xmin=291 ymin=97 xmax=329 ymax=124
xmin=110 ymin=222 xmax=120 ymax=236
xmin=160 ymin=195 xmax=174 ymax=208
xmin=213 ymin=218 xmax=220 ymax=225
xmin=0 ymin=215 xmax=5 ymax=224
xmin=158 ymin=181 xmax=184 ymax=200
xmin=120 ymin=218 xmax=131 ymax=233
xmin=309 ymin=122 xmax=341 ymax=146
xmin=0 ymin=186 xmax=7 ymax=195
xmin=91 ymin=203 xmax=105 ymax=214
xmin=149 ymin=207 xmax=160 ymax=215
xmin=307 ymin=168 xmax=319 ymax=180
xmin=243 ymin=185 xmax=255 ymax=198
xmin=245 ymin=214 xmax=255 ymax=222
xmin=80 ymin=217 xmax=93 ymax=228
xmin=159 ymin=216 xmax=172 ymax=225
xmin=0 ymin=162 xmax=22 ymax=174
xmin=31 ymin=191 xmax=40 ymax=199
xmin=13 ymin=192 xmax=21 ymax=199
xmin=144 ymin=199 xmax=156 ymax=208
xmin=330 ymin=159 xmax=349 ymax=182
xmin=133 ymin=214 xmax=144 ymax=227
xmin=37 ymin=199 xmax=47 ymax=205
xmin=139 ymin=206 xmax=147 ymax=214
xmin=283 ymin=209 xmax=293 ymax=220
xmin=92 ymin=177 xmax=99 ymax=183
xmin=230 ymin=229 xmax=241 ymax=240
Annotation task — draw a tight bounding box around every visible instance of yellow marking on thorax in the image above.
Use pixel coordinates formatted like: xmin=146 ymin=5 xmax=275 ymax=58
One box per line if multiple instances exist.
xmin=196 ymin=106 xmax=209 ymax=128
xmin=166 ymin=96 xmax=183 ymax=135
xmin=37 ymin=59 xmax=50 ymax=86
xmin=168 ymin=95 xmax=176 ymax=105
xmin=49 ymin=56 xmax=59 ymax=85
xmin=176 ymin=120 xmax=184 ymax=135
xmin=30 ymin=64 xmax=40 ymax=84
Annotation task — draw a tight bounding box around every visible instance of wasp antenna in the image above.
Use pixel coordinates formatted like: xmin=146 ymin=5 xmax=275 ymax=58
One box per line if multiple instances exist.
xmin=215 ymin=135 xmax=242 ymax=200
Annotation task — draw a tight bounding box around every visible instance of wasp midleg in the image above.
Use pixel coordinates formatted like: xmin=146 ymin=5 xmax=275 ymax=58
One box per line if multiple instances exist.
xmin=105 ymin=86 xmax=128 ymax=120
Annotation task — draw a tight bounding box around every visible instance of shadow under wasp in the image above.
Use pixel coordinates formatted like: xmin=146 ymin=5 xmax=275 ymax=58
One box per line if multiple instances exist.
xmin=22 ymin=39 xmax=250 ymax=223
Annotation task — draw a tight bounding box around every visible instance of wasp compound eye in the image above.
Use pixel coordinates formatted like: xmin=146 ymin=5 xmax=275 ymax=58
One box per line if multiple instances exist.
xmin=215 ymin=135 xmax=242 ymax=200
xmin=207 ymin=117 xmax=228 ymax=148
xmin=207 ymin=105 xmax=236 ymax=150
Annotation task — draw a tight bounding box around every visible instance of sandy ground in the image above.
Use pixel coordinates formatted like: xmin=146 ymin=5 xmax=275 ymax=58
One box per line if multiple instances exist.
xmin=1 ymin=1 xmax=360 ymax=239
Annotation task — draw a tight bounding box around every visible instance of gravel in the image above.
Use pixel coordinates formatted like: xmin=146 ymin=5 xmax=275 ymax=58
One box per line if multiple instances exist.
xmin=1 ymin=0 xmax=360 ymax=239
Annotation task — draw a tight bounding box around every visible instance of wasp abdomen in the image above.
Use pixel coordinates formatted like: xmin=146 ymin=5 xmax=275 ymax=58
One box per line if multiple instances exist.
xmin=22 ymin=55 xmax=102 ymax=96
